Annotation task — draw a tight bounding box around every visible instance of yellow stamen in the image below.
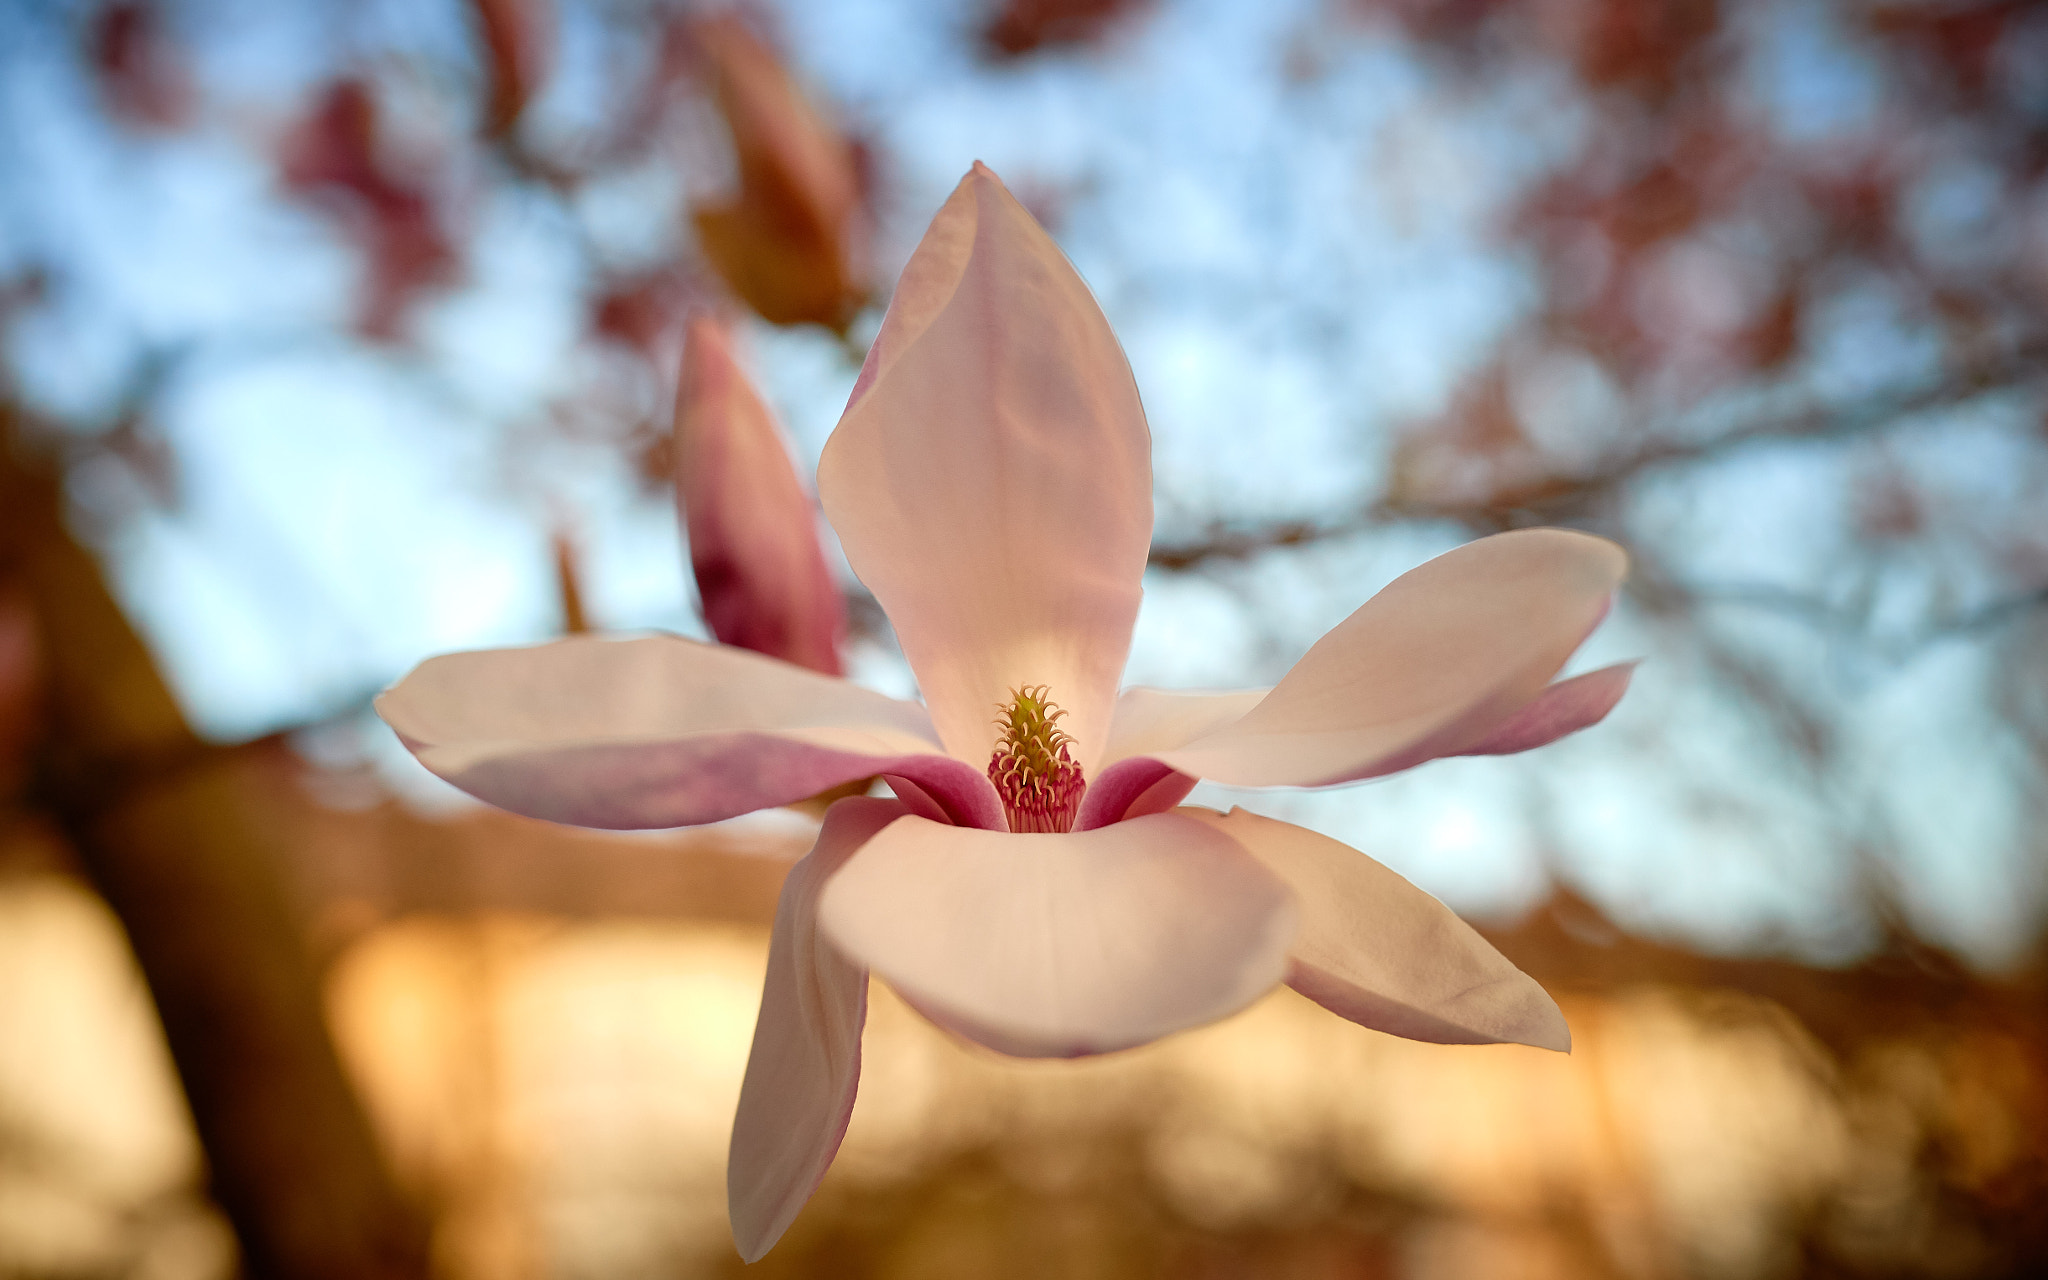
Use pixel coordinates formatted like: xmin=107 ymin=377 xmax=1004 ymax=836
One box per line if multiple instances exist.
xmin=987 ymin=685 xmax=1086 ymax=834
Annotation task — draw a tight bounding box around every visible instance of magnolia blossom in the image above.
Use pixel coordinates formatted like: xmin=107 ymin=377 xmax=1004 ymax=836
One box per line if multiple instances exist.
xmin=377 ymin=164 xmax=1632 ymax=1261
xmin=674 ymin=315 xmax=845 ymax=675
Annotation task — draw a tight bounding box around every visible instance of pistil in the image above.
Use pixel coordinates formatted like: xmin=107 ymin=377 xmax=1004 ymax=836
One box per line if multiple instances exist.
xmin=987 ymin=685 xmax=1085 ymax=833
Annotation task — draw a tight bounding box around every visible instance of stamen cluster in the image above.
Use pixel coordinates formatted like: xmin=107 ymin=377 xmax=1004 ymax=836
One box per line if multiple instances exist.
xmin=987 ymin=685 xmax=1086 ymax=834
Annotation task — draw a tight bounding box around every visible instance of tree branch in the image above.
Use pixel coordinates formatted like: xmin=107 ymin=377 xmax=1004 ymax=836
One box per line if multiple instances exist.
xmin=2 ymin=419 xmax=430 ymax=1280
xmin=1148 ymin=341 xmax=2048 ymax=568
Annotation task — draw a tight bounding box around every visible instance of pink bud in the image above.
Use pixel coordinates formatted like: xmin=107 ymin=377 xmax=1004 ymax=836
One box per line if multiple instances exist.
xmin=674 ymin=317 xmax=844 ymax=674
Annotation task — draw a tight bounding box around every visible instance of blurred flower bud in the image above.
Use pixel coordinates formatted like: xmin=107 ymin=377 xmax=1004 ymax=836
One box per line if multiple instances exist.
xmin=981 ymin=0 xmax=1148 ymax=59
xmin=689 ymin=16 xmax=867 ymax=330
xmin=592 ymin=266 xmax=703 ymax=360
xmin=468 ymin=0 xmax=552 ymax=136
xmin=675 ymin=317 xmax=844 ymax=674
xmin=90 ymin=2 xmax=193 ymax=129
xmin=279 ymin=80 xmax=456 ymax=340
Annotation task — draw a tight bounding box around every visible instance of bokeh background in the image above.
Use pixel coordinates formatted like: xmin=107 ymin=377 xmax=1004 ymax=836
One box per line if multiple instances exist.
xmin=3 ymin=0 xmax=2046 ymax=1277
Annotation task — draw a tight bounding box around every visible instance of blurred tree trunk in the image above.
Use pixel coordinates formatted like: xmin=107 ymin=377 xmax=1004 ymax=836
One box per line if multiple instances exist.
xmin=1 ymin=424 xmax=430 ymax=1280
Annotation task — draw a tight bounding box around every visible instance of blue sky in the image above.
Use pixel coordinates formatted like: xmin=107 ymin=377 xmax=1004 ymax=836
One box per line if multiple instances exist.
xmin=2 ymin=0 xmax=2038 ymax=966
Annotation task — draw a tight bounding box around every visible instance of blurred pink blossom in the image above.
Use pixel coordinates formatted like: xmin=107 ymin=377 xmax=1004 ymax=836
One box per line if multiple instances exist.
xmin=467 ymin=0 xmax=553 ymax=136
xmin=90 ymin=2 xmax=193 ymax=128
xmin=278 ymin=80 xmax=455 ymax=340
xmin=674 ymin=316 xmax=845 ymax=675
xmin=377 ymin=164 xmax=1633 ymax=1261
xmin=689 ymin=15 xmax=868 ymax=329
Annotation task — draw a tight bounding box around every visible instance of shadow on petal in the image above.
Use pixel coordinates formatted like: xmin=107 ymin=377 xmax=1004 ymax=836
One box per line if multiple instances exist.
xmin=1184 ymin=806 xmax=1570 ymax=1052
xmin=729 ymin=795 xmax=907 ymax=1262
xmin=376 ymin=635 xmax=980 ymax=829
xmin=817 ymin=810 xmax=1296 ymax=1057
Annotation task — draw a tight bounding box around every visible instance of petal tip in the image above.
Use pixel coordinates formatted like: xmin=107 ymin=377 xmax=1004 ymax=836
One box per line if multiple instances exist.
xmin=1577 ymin=529 xmax=1630 ymax=583
xmin=683 ymin=310 xmax=725 ymax=352
xmin=731 ymin=1230 xmax=771 ymax=1266
xmin=1525 ymin=525 xmax=1630 ymax=584
xmin=371 ymin=672 xmax=431 ymax=743
xmin=1519 ymin=991 xmax=1573 ymax=1053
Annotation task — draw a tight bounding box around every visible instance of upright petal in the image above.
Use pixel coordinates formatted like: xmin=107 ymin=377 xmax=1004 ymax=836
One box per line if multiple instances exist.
xmin=1159 ymin=530 xmax=1627 ymax=787
xmin=1187 ymin=807 xmax=1569 ymax=1051
xmin=676 ymin=316 xmax=846 ymax=675
xmin=818 ymin=164 xmax=1152 ymax=772
xmin=376 ymin=635 xmax=1003 ymax=830
xmin=729 ymin=796 xmax=904 ymax=1262
xmin=818 ymin=811 xmax=1296 ymax=1058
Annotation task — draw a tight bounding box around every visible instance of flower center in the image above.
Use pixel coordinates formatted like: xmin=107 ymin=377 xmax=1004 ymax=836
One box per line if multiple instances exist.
xmin=987 ymin=685 xmax=1085 ymax=834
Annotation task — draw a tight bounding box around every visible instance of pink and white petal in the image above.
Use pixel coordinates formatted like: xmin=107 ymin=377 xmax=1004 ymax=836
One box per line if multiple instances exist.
xmin=1102 ymin=686 xmax=1268 ymax=764
xmin=376 ymin=634 xmax=1002 ymax=829
xmin=1070 ymin=686 xmax=1265 ymax=830
xmin=729 ymin=796 xmax=905 ymax=1263
xmin=1186 ymin=807 xmax=1569 ymax=1051
xmin=1453 ymin=662 xmax=1636 ymax=757
xmin=1072 ymin=756 xmax=1197 ymax=831
xmin=818 ymin=811 xmax=1297 ymax=1058
xmin=818 ymin=164 xmax=1151 ymax=772
xmin=675 ymin=316 xmax=846 ymax=676
xmin=1159 ymin=530 xmax=1627 ymax=788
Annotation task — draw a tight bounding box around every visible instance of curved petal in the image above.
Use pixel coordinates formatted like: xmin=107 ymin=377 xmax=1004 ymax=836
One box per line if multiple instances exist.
xmin=1158 ymin=530 xmax=1626 ymax=788
xmin=1453 ymin=662 xmax=1635 ymax=757
xmin=1072 ymin=757 xmax=1195 ymax=831
xmin=1071 ymin=686 xmax=1265 ymax=829
xmin=817 ymin=164 xmax=1152 ymax=772
xmin=376 ymin=634 xmax=1003 ymax=829
xmin=675 ymin=316 xmax=845 ymax=675
xmin=1187 ymin=807 xmax=1569 ymax=1051
xmin=729 ymin=796 xmax=904 ymax=1262
xmin=818 ymin=811 xmax=1296 ymax=1058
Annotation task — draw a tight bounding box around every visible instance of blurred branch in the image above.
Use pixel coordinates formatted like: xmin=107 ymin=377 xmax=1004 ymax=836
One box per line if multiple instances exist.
xmin=1659 ymin=578 xmax=2048 ymax=661
xmin=1148 ymin=513 xmax=1353 ymax=572
xmin=1149 ymin=339 xmax=2048 ymax=569
xmin=1485 ymin=885 xmax=2047 ymax=1053
xmin=1400 ymin=341 xmax=2048 ymax=525
xmin=267 ymin=743 xmax=800 ymax=937
xmin=0 ymin=416 xmax=429 ymax=1280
